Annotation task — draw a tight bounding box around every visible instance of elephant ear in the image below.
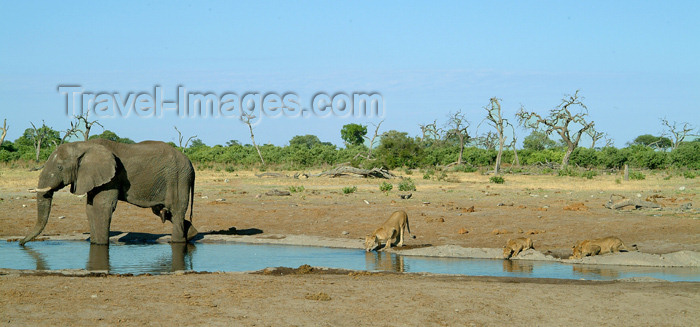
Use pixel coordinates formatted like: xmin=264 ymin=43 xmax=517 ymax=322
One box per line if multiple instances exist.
xmin=72 ymin=145 xmax=117 ymax=195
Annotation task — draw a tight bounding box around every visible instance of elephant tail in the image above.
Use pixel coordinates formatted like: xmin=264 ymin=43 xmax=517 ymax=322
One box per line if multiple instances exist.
xmin=189 ymin=176 xmax=195 ymax=223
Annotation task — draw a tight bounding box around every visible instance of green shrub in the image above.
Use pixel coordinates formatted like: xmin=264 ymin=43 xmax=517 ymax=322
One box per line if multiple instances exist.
xmin=452 ymin=164 xmax=478 ymax=173
xmin=224 ymin=165 xmax=235 ymax=172
xmin=557 ymin=167 xmax=579 ymax=177
xmin=489 ymin=176 xmax=505 ymax=184
xmin=379 ymin=182 xmax=393 ymax=192
xmin=615 ymin=178 xmax=621 ymax=184
xmin=581 ymin=170 xmax=598 ymax=179
xmin=436 ymin=171 xmax=448 ymax=181
xmin=683 ymin=171 xmax=696 ymax=179
xmin=629 ymin=171 xmax=646 ymax=180
xmin=403 ymin=168 xmax=413 ymax=175
xmin=289 ymin=185 xmax=305 ymax=193
xmin=398 ymin=178 xmax=416 ymax=191
xmin=342 ymin=186 xmax=357 ymax=194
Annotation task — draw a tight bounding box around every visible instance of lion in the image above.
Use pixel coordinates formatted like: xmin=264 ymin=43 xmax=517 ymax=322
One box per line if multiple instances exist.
xmin=570 ymin=236 xmax=635 ymax=259
xmin=502 ymin=237 xmax=534 ymax=259
xmin=364 ymin=210 xmax=414 ymax=252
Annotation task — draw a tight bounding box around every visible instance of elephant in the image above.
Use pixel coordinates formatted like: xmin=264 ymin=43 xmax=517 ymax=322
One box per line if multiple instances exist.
xmin=20 ymin=139 xmax=198 ymax=245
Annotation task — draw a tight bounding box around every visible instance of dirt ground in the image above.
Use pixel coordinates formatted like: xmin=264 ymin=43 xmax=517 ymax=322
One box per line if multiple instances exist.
xmin=1 ymin=167 xmax=699 ymax=325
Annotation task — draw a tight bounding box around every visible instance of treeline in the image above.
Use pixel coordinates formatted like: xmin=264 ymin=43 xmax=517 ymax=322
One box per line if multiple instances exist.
xmin=2 ymin=126 xmax=698 ymax=171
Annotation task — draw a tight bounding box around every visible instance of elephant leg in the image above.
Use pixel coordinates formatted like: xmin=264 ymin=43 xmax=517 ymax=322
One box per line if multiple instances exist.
xmin=171 ymin=205 xmax=197 ymax=243
xmin=86 ymin=189 xmax=119 ymax=245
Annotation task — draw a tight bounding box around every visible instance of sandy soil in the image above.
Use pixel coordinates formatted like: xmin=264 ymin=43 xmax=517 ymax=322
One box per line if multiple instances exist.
xmin=1 ymin=167 xmax=699 ymax=325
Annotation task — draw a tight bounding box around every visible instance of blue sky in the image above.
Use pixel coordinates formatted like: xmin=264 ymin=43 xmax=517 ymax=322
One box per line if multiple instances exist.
xmin=1 ymin=1 xmax=698 ymax=147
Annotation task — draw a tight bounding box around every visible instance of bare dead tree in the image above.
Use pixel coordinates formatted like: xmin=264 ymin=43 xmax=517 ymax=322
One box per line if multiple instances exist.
xmin=661 ymin=118 xmax=697 ymax=149
xmin=174 ymin=126 xmax=197 ymax=150
xmin=444 ymin=110 xmax=470 ymax=165
xmin=482 ymin=98 xmax=513 ymax=174
xmin=603 ymin=135 xmax=615 ymax=148
xmin=240 ymin=113 xmax=265 ymax=166
xmin=355 ymin=120 xmax=384 ymax=161
xmin=0 ymin=119 xmax=7 ymax=148
xmin=58 ymin=119 xmax=80 ymax=145
xmin=517 ymin=90 xmax=594 ymax=169
xmin=509 ymin=124 xmax=520 ymax=167
xmin=586 ymin=128 xmax=606 ymax=149
xmin=76 ymin=111 xmax=103 ymax=141
xmin=419 ymin=120 xmax=441 ymax=144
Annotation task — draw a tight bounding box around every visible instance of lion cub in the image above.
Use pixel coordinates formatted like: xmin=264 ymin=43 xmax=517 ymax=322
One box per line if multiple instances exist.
xmin=364 ymin=210 xmax=413 ymax=252
xmin=570 ymin=236 xmax=634 ymax=259
xmin=503 ymin=237 xmax=534 ymax=259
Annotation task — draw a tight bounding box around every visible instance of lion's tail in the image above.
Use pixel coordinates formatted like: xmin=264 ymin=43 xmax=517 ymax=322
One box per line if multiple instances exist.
xmin=406 ymin=215 xmax=415 ymax=239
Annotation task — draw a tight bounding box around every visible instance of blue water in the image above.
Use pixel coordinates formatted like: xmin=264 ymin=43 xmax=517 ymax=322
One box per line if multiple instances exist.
xmin=1 ymin=241 xmax=698 ymax=281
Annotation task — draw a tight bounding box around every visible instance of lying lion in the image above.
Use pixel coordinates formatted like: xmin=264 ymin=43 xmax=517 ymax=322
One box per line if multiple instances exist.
xmin=503 ymin=237 xmax=534 ymax=259
xmin=364 ymin=210 xmax=414 ymax=252
xmin=570 ymin=236 xmax=635 ymax=259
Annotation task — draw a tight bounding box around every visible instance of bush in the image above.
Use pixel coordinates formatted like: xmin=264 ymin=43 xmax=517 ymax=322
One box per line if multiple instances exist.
xmin=581 ymin=170 xmax=597 ymax=179
xmin=557 ymin=167 xmax=579 ymax=177
xmin=629 ymin=171 xmax=646 ymax=180
xmin=379 ymin=182 xmax=393 ymax=192
xmin=451 ymin=164 xmax=478 ymax=173
xmin=670 ymin=142 xmax=700 ymax=169
xmin=489 ymin=176 xmax=505 ymax=184
xmin=342 ymin=186 xmax=357 ymax=194
xmin=224 ymin=165 xmax=235 ymax=172
xmin=683 ymin=171 xmax=696 ymax=179
xmin=398 ymin=178 xmax=416 ymax=191
xmin=289 ymin=185 xmax=305 ymax=193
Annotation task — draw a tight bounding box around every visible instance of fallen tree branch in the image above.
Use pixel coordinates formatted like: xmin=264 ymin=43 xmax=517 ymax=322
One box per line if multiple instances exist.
xmin=605 ymin=194 xmax=661 ymax=210
xmin=312 ymin=167 xmax=396 ymax=179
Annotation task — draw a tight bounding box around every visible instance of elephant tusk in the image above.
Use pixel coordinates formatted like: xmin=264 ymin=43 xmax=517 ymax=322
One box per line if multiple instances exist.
xmin=33 ymin=187 xmax=52 ymax=193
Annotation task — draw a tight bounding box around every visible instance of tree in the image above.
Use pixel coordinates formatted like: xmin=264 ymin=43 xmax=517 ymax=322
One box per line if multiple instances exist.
xmin=586 ymin=128 xmax=607 ymax=149
xmin=376 ymin=130 xmax=421 ymax=169
xmin=189 ymin=138 xmax=206 ymax=148
xmin=76 ymin=112 xmax=103 ymax=141
xmin=59 ymin=119 xmax=80 ymax=145
xmin=173 ymin=126 xmax=197 ymax=150
xmin=0 ymin=119 xmax=7 ymax=147
xmin=340 ymin=124 xmax=367 ymax=146
xmin=444 ymin=110 xmax=470 ymax=165
xmin=522 ymin=131 xmax=557 ymax=151
xmin=517 ymin=90 xmax=594 ymax=168
xmin=241 ymin=113 xmax=265 ymax=166
xmin=89 ymin=130 xmax=135 ymax=144
xmin=482 ymin=97 xmax=513 ymax=174
xmin=289 ymin=134 xmax=322 ymax=148
xmin=661 ymin=118 xmax=697 ymax=150
xmin=632 ymin=134 xmax=672 ymax=150
xmin=27 ymin=121 xmax=60 ymax=162
xmin=355 ymin=120 xmax=384 ymax=160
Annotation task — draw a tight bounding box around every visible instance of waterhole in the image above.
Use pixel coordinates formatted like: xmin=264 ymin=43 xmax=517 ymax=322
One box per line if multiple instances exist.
xmin=1 ymin=241 xmax=698 ymax=281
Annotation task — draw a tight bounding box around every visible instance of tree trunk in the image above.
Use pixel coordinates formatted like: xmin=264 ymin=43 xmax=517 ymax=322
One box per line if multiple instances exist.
xmin=457 ymin=137 xmax=464 ymax=165
xmin=495 ymin=136 xmax=505 ymax=175
xmin=512 ymin=147 xmax=520 ymax=167
xmin=34 ymin=139 xmax=42 ymax=162
xmin=561 ymin=145 xmax=574 ymax=169
xmin=624 ymin=164 xmax=629 ymax=181
xmin=248 ymin=123 xmax=265 ymax=166
xmin=0 ymin=119 xmax=7 ymax=146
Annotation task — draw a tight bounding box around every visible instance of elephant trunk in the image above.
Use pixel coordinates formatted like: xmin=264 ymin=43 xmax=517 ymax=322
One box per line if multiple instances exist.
xmin=19 ymin=191 xmax=53 ymax=245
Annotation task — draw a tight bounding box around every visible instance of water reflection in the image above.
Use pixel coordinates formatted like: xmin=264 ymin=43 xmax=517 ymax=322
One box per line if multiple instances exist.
xmin=573 ymin=265 xmax=621 ymax=278
xmin=365 ymin=251 xmax=405 ymax=272
xmin=87 ymin=245 xmax=110 ymax=271
xmin=28 ymin=243 xmax=198 ymax=273
xmin=21 ymin=246 xmax=49 ymax=270
xmin=502 ymin=259 xmax=534 ymax=273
